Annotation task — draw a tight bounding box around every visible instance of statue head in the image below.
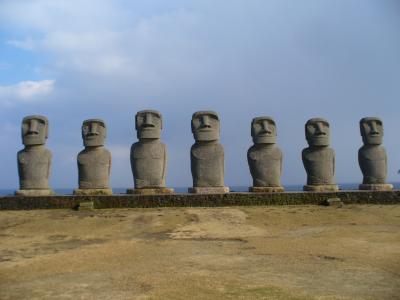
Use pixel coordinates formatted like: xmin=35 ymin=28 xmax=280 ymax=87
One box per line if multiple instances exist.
xmin=251 ymin=116 xmax=276 ymax=144
xmin=360 ymin=117 xmax=383 ymax=145
xmin=21 ymin=115 xmax=49 ymax=146
xmin=135 ymin=110 xmax=162 ymax=139
xmin=82 ymin=119 xmax=106 ymax=147
xmin=191 ymin=111 xmax=220 ymax=142
xmin=305 ymin=118 xmax=330 ymax=146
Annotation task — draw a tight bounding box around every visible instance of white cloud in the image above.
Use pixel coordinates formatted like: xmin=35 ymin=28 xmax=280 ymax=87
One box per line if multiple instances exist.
xmin=6 ymin=37 xmax=36 ymax=50
xmin=0 ymin=80 xmax=55 ymax=105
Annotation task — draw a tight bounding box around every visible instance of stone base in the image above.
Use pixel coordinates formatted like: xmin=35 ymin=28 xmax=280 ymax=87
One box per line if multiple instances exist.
xmin=15 ymin=189 xmax=54 ymax=196
xmin=303 ymin=185 xmax=339 ymax=192
xmin=73 ymin=188 xmax=113 ymax=195
xmin=126 ymin=187 xmax=174 ymax=195
xmin=359 ymin=184 xmax=393 ymax=191
xmin=188 ymin=187 xmax=230 ymax=194
xmin=249 ymin=186 xmax=285 ymax=193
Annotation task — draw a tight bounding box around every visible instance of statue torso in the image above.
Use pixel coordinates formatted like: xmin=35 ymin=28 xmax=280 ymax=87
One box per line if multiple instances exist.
xmin=18 ymin=147 xmax=51 ymax=189
xmin=131 ymin=141 xmax=166 ymax=188
xmin=302 ymin=146 xmax=335 ymax=185
xmin=358 ymin=145 xmax=387 ymax=184
xmin=247 ymin=144 xmax=282 ymax=187
xmin=78 ymin=147 xmax=111 ymax=189
xmin=191 ymin=142 xmax=224 ymax=187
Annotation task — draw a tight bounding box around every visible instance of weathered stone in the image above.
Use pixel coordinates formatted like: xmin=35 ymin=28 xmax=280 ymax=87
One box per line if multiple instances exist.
xmin=359 ymin=184 xmax=393 ymax=191
xmin=77 ymin=119 xmax=112 ymax=191
xmin=324 ymin=198 xmax=343 ymax=207
xmin=78 ymin=201 xmax=94 ymax=210
xmin=304 ymin=185 xmax=339 ymax=192
xmin=189 ymin=111 xmax=229 ymax=193
xmin=249 ymin=186 xmax=284 ymax=192
xmin=247 ymin=116 xmax=283 ymax=191
xmin=302 ymin=118 xmax=338 ymax=191
xmin=358 ymin=117 xmax=392 ymax=190
xmin=129 ymin=110 xmax=174 ymax=194
xmin=126 ymin=187 xmax=174 ymax=195
xmin=15 ymin=189 xmax=53 ymax=196
xmin=188 ymin=187 xmax=230 ymax=194
xmin=16 ymin=115 xmax=53 ymax=196
xmin=73 ymin=188 xmax=113 ymax=195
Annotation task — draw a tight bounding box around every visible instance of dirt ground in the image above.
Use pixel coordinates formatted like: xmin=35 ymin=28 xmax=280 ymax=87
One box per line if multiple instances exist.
xmin=0 ymin=205 xmax=399 ymax=300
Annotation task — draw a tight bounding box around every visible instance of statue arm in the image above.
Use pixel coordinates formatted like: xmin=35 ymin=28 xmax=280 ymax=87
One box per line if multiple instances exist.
xmin=162 ymin=145 xmax=167 ymax=183
xmin=47 ymin=151 xmax=52 ymax=180
xmin=108 ymin=150 xmax=112 ymax=177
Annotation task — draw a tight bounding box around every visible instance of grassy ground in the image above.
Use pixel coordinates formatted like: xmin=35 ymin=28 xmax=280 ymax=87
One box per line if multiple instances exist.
xmin=1 ymin=205 xmax=399 ymax=299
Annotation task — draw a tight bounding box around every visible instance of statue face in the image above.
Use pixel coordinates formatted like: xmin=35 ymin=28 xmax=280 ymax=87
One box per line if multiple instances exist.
xmin=82 ymin=119 xmax=106 ymax=147
xmin=136 ymin=110 xmax=162 ymax=139
xmin=251 ymin=116 xmax=276 ymax=144
xmin=21 ymin=115 xmax=48 ymax=146
xmin=305 ymin=118 xmax=330 ymax=146
xmin=360 ymin=117 xmax=383 ymax=145
xmin=191 ymin=111 xmax=220 ymax=142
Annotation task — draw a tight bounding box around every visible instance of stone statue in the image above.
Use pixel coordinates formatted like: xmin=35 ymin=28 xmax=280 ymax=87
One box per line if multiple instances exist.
xmin=189 ymin=111 xmax=229 ymax=193
xmin=73 ymin=119 xmax=112 ymax=195
xmin=247 ymin=116 xmax=284 ymax=192
xmin=16 ymin=115 xmax=53 ymax=196
xmin=358 ymin=117 xmax=393 ymax=190
xmin=302 ymin=118 xmax=338 ymax=191
xmin=127 ymin=110 xmax=173 ymax=194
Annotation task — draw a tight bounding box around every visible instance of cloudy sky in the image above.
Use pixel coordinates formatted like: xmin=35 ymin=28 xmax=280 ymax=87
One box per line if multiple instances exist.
xmin=0 ymin=0 xmax=399 ymax=189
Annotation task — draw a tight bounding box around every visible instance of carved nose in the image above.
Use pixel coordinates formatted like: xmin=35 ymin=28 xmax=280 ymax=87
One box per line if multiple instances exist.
xmin=88 ymin=123 xmax=99 ymax=136
xmin=200 ymin=115 xmax=211 ymax=128
xmin=143 ymin=114 xmax=155 ymax=128
xmin=28 ymin=120 xmax=39 ymax=135
xmin=315 ymin=123 xmax=326 ymax=136
xmin=261 ymin=120 xmax=272 ymax=134
xmin=370 ymin=123 xmax=379 ymax=135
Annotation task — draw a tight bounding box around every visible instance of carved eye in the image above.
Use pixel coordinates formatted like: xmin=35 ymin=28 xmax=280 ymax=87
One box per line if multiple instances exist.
xmin=253 ymin=122 xmax=262 ymax=131
xmin=307 ymin=125 xmax=315 ymax=133
xmin=192 ymin=118 xmax=201 ymax=129
xmin=22 ymin=123 xmax=29 ymax=133
xmin=82 ymin=126 xmax=89 ymax=135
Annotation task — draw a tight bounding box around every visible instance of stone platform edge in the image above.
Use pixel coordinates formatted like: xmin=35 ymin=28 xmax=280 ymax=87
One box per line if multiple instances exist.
xmin=0 ymin=190 xmax=399 ymax=210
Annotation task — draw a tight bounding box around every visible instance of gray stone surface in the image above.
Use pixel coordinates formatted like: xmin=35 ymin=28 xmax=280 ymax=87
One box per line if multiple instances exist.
xmin=126 ymin=187 xmax=174 ymax=195
xmin=190 ymin=111 xmax=228 ymax=193
xmin=17 ymin=115 xmax=53 ymax=196
xmin=247 ymin=116 xmax=283 ymax=190
xmin=15 ymin=189 xmax=54 ymax=196
xmin=188 ymin=187 xmax=230 ymax=194
xmin=302 ymin=118 xmax=338 ymax=191
xmin=77 ymin=119 xmax=111 ymax=191
xmin=304 ymin=185 xmax=339 ymax=192
xmin=358 ymin=117 xmax=392 ymax=190
xmin=359 ymin=184 xmax=393 ymax=191
xmin=73 ymin=188 xmax=112 ymax=195
xmin=249 ymin=186 xmax=284 ymax=193
xmin=130 ymin=110 xmax=173 ymax=193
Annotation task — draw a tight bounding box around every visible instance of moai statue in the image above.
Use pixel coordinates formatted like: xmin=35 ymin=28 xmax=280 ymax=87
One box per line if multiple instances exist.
xmin=189 ymin=111 xmax=229 ymax=193
xmin=302 ymin=118 xmax=338 ymax=191
xmin=358 ymin=117 xmax=393 ymax=190
xmin=247 ymin=116 xmax=284 ymax=192
xmin=73 ymin=119 xmax=112 ymax=195
xmin=16 ymin=115 xmax=53 ymax=196
xmin=127 ymin=110 xmax=174 ymax=194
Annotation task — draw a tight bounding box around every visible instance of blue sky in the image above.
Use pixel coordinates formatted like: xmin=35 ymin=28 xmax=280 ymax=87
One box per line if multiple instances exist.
xmin=0 ymin=0 xmax=399 ymax=189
